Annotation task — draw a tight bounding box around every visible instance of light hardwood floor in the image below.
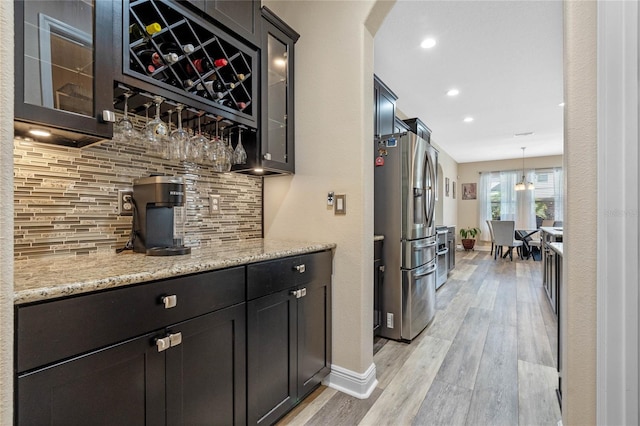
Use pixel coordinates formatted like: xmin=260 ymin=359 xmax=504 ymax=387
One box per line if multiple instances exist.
xmin=278 ymin=249 xmax=562 ymax=426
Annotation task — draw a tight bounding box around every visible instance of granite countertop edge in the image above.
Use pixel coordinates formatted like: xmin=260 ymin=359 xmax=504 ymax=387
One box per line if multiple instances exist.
xmin=549 ymin=242 xmax=563 ymax=256
xmin=14 ymin=239 xmax=337 ymax=305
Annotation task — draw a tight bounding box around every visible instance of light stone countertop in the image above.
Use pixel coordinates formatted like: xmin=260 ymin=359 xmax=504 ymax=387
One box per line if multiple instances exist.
xmin=549 ymin=242 xmax=563 ymax=256
xmin=540 ymin=226 xmax=564 ymax=237
xmin=14 ymin=239 xmax=336 ymax=304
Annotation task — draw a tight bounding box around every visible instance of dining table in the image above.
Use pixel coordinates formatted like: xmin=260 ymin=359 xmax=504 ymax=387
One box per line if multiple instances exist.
xmin=516 ymin=229 xmax=540 ymax=260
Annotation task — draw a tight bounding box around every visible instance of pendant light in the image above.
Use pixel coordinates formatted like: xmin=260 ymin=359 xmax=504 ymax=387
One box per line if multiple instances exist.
xmin=515 ymin=147 xmax=534 ymax=191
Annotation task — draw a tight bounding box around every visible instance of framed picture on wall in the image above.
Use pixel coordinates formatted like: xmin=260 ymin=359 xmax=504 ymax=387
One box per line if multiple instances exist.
xmin=445 ymin=178 xmax=450 ymax=197
xmin=452 ymin=181 xmax=456 ymax=199
xmin=462 ymin=183 xmax=477 ymax=200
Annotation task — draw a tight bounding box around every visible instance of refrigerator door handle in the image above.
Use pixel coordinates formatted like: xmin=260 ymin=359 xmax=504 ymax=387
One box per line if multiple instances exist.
xmin=413 ymin=263 xmax=437 ymax=278
xmin=413 ymin=241 xmax=437 ymax=250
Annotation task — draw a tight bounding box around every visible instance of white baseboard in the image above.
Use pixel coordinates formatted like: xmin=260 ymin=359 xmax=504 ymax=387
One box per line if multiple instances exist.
xmin=322 ymin=362 xmax=378 ymax=399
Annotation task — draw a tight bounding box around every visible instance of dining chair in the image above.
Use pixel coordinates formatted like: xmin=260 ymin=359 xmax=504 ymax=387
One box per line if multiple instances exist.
xmin=526 ymin=230 xmax=541 ymax=261
xmin=490 ymin=220 xmax=523 ymax=261
xmin=486 ymin=219 xmax=496 ymax=256
xmin=541 ymin=219 xmax=555 ymax=227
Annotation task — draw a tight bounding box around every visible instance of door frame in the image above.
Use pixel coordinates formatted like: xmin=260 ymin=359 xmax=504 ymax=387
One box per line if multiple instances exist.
xmin=597 ymin=1 xmax=639 ymax=424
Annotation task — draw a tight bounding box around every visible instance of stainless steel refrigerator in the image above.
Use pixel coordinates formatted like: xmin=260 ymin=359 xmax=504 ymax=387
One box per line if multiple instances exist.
xmin=374 ymin=131 xmax=438 ymax=341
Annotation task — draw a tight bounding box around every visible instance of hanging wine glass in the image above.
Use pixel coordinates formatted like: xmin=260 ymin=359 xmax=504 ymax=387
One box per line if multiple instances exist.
xmin=213 ymin=119 xmax=231 ymax=172
xmin=144 ymin=96 xmax=168 ymax=157
xmin=165 ymin=109 xmax=174 ymax=160
xmin=171 ymin=104 xmax=189 ymax=162
xmin=225 ymin=128 xmax=234 ymax=166
xmin=190 ymin=113 xmax=208 ymax=164
xmin=113 ymin=91 xmax=139 ymax=142
xmin=233 ymin=127 xmax=247 ymax=165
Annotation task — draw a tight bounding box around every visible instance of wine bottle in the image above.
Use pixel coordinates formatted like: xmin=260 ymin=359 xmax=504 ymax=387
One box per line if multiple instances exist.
xmin=213 ymin=58 xmax=228 ymax=68
xmin=129 ymin=22 xmax=162 ymax=42
xmin=186 ymin=58 xmax=213 ymax=76
xmin=162 ymin=52 xmax=179 ymax=64
xmin=208 ymin=74 xmax=236 ymax=91
xmin=182 ymin=44 xmax=195 ymax=54
xmin=136 ymin=49 xmax=164 ymax=68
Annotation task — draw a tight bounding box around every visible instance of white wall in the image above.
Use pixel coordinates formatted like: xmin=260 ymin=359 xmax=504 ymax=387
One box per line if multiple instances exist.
xmin=457 ymin=155 xmax=562 ymax=242
xmin=262 ymin=0 xmax=377 ymax=380
xmin=563 ymin=1 xmax=597 ymax=424
xmin=431 ymin=139 xmax=458 ymax=227
xmin=0 ymin=1 xmax=13 ymax=422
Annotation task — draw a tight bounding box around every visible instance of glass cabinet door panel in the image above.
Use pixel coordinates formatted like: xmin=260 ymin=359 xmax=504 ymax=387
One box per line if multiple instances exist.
xmin=23 ymin=1 xmax=95 ymax=118
xmin=266 ymin=32 xmax=288 ymax=163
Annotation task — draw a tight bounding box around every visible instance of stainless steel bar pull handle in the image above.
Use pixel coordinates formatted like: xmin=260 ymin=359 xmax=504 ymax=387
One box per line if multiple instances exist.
xmin=162 ymin=295 xmax=178 ymax=309
xmin=413 ymin=264 xmax=437 ymax=278
xmin=169 ymin=332 xmax=182 ymax=347
xmin=290 ymin=288 xmax=307 ymax=298
xmin=295 ymin=264 xmax=306 ymax=273
xmin=156 ymin=336 xmax=171 ymax=352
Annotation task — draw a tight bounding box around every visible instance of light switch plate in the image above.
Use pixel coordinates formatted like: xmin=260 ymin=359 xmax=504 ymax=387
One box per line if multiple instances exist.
xmin=334 ymin=194 xmax=346 ymax=215
xmin=327 ymin=191 xmax=334 ymax=206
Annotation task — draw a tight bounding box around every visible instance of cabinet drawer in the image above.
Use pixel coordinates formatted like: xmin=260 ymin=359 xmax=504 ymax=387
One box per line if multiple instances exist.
xmin=247 ymin=250 xmax=332 ymax=300
xmin=16 ymin=266 xmax=245 ymax=373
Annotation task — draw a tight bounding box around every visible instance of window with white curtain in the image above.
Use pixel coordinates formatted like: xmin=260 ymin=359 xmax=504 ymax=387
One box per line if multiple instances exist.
xmin=534 ymin=168 xmax=564 ymax=224
xmin=478 ymin=168 xmax=563 ymax=239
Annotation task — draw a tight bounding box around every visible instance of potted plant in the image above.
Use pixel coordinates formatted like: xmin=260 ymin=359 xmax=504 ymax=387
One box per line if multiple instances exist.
xmin=459 ymin=227 xmax=481 ymax=251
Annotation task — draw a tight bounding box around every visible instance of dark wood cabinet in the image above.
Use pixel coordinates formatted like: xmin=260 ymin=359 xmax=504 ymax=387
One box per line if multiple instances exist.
xmin=15 ymin=267 xmax=246 ymax=426
xmin=165 ymin=304 xmax=247 ymax=425
xmin=14 ymin=0 xmax=115 ymax=147
xmin=243 ymin=7 xmax=299 ymax=175
xmin=394 ymin=116 xmax=410 ymax=134
xmin=247 ymin=250 xmax=332 ymax=425
xmin=15 ymin=251 xmax=332 ymax=425
xmin=374 ymin=74 xmax=397 ymax=139
xmin=403 ymin=117 xmax=432 ymax=143
xmin=182 ymin=0 xmax=260 ymax=46
xmin=116 ymin=0 xmax=259 ymax=128
xmin=17 ymin=331 xmax=164 ymax=425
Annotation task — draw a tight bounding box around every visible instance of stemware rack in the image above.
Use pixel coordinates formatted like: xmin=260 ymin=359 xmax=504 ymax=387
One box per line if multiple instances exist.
xmin=122 ymin=0 xmax=258 ymax=128
xmin=113 ymin=83 xmax=256 ymax=170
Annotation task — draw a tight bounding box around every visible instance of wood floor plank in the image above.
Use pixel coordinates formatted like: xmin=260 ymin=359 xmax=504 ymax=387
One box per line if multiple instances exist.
xmin=426 ymin=291 xmax=474 ymax=342
xmin=492 ymin=279 xmax=518 ymax=327
xmin=465 ymin=324 xmax=519 ymax=425
xmin=433 ymin=307 xmax=492 ymax=390
xmin=436 ymin=278 xmax=464 ymax=310
xmin=373 ymin=339 xmax=419 ymax=389
xmin=358 ymin=335 xmax=451 ymax=426
xmin=305 ymin=387 xmax=383 ymax=426
xmin=412 ymin=379 xmax=473 ymax=426
xmin=276 ymin=386 xmax=338 ymax=426
xmin=518 ymin=360 xmax=562 ymax=426
xmin=517 ymin=301 xmax=555 ymax=367
xmin=471 ymin=278 xmax=499 ymax=310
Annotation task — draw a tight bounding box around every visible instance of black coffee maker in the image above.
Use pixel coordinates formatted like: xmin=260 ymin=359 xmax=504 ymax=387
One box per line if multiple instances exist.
xmin=132 ymin=175 xmax=191 ymax=256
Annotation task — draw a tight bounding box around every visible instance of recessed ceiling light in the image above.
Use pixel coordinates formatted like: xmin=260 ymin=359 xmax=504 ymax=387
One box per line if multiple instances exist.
xmin=28 ymin=128 xmax=51 ymax=137
xmin=558 ymin=102 xmax=565 ymax=107
xmin=420 ymin=38 xmax=436 ymax=49
xmin=514 ymin=131 xmax=535 ymax=137
xmin=446 ymin=89 xmax=459 ymax=97
xmin=463 ymin=117 xmax=474 ymax=123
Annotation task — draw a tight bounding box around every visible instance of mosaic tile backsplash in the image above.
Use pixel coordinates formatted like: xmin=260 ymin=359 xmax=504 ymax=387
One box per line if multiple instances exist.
xmin=14 ymin=137 xmax=263 ymax=260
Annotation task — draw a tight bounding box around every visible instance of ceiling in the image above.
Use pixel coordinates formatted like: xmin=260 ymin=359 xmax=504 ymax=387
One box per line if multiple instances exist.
xmin=374 ymin=0 xmax=564 ymax=164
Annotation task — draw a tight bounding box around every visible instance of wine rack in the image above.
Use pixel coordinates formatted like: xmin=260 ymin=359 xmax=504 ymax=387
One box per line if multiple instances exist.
xmin=122 ymin=0 xmax=258 ymax=127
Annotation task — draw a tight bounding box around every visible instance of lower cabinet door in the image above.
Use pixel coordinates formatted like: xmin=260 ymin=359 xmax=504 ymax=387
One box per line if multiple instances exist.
xmin=297 ymin=277 xmax=331 ymax=399
xmin=165 ymin=303 xmax=247 ymax=426
xmin=17 ymin=332 xmax=165 ymax=426
xmin=247 ymin=290 xmax=297 ymax=425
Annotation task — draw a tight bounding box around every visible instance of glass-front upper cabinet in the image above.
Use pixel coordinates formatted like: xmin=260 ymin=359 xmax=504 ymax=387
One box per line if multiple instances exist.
xmin=260 ymin=7 xmax=299 ymax=174
xmin=14 ymin=0 xmax=115 ymax=147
